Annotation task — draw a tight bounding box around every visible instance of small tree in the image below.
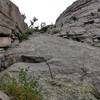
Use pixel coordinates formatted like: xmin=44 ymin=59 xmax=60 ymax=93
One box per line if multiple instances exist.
xmin=29 ymin=16 xmax=38 ymax=28
xmin=40 ymin=22 xmax=48 ymax=33
xmin=40 ymin=22 xmax=46 ymax=29
xmin=33 ymin=17 xmax=38 ymax=23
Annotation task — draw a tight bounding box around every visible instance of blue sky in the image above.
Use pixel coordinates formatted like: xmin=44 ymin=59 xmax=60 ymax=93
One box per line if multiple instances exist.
xmin=11 ymin=0 xmax=76 ymax=26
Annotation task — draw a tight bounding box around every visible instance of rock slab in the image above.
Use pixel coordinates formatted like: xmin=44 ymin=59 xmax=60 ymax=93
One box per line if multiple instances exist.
xmin=2 ymin=34 xmax=100 ymax=100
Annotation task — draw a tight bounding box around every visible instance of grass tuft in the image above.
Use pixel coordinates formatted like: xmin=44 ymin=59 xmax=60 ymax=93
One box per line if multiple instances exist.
xmin=0 ymin=68 xmax=43 ymax=100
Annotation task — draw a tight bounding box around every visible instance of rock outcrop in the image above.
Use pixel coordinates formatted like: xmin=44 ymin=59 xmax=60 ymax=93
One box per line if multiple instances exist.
xmin=55 ymin=0 xmax=100 ymax=46
xmin=1 ymin=0 xmax=100 ymax=99
xmin=0 ymin=0 xmax=28 ymax=47
xmin=0 ymin=34 xmax=100 ymax=99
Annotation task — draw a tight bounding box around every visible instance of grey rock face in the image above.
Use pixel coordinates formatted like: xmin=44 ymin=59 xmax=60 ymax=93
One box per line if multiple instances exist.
xmin=2 ymin=34 xmax=100 ymax=99
xmin=55 ymin=0 xmax=100 ymax=46
xmin=0 ymin=0 xmax=28 ymax=47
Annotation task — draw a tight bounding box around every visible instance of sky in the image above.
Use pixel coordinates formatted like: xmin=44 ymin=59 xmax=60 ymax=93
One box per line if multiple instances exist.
xmin=10 ymin=0 xmax=76 ymax=26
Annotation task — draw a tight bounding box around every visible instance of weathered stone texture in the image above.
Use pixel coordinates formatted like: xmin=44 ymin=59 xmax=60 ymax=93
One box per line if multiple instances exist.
xmin=55 ymin=0 xmax=100 ymax=46
xmin=0 ymin=0 xmax=27 ymax=34
xmin=1 ymin=34 xmax=100 ymax=99
xmin=0 ymin=0 xmax=28 ymax=47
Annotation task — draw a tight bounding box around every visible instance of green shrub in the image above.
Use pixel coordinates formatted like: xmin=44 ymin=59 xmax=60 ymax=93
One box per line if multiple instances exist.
xmin=39 ymin=26 xmax=48 ymax=33
xmin=19 ymin=32 xmax=29 ymax=42
xmin=33 ymin=27 xmax=40 ymax=32
xmin=0 ymin=68 xmax=43 ymax=100
xmin=26 ymin=28 xmax=34 ymax=34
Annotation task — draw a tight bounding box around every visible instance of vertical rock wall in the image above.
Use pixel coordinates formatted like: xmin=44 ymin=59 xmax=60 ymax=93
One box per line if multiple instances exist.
xmin=0 ymin=0 xmax=28 ymax=47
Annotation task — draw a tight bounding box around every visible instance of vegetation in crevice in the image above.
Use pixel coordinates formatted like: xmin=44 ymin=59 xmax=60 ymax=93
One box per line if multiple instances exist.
xmin=0 ymin=68 xmax=43 ymax=100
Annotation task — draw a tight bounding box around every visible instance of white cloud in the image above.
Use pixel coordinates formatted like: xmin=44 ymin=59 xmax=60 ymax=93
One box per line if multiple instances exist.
xmin=10 ymin=0 xmax=76 ymax=25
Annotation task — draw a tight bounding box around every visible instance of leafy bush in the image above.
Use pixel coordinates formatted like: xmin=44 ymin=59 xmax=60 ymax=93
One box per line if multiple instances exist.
xmin=18 ymin=28 xmax=35 ymax=42
xmin=39 ymin=26 xmax=48 ymax=33
xmin=33 ymin=27 xmax=40 ymax=32
xmin=24 ymin=28 xmax=36 ymax=35
xmin=0 ymin=68 xmax=43 ymax=100
xmin=29 ymin=24 xmax=54 ymax=34
xmin=19 ymin=32 xmax=29 ymax=42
